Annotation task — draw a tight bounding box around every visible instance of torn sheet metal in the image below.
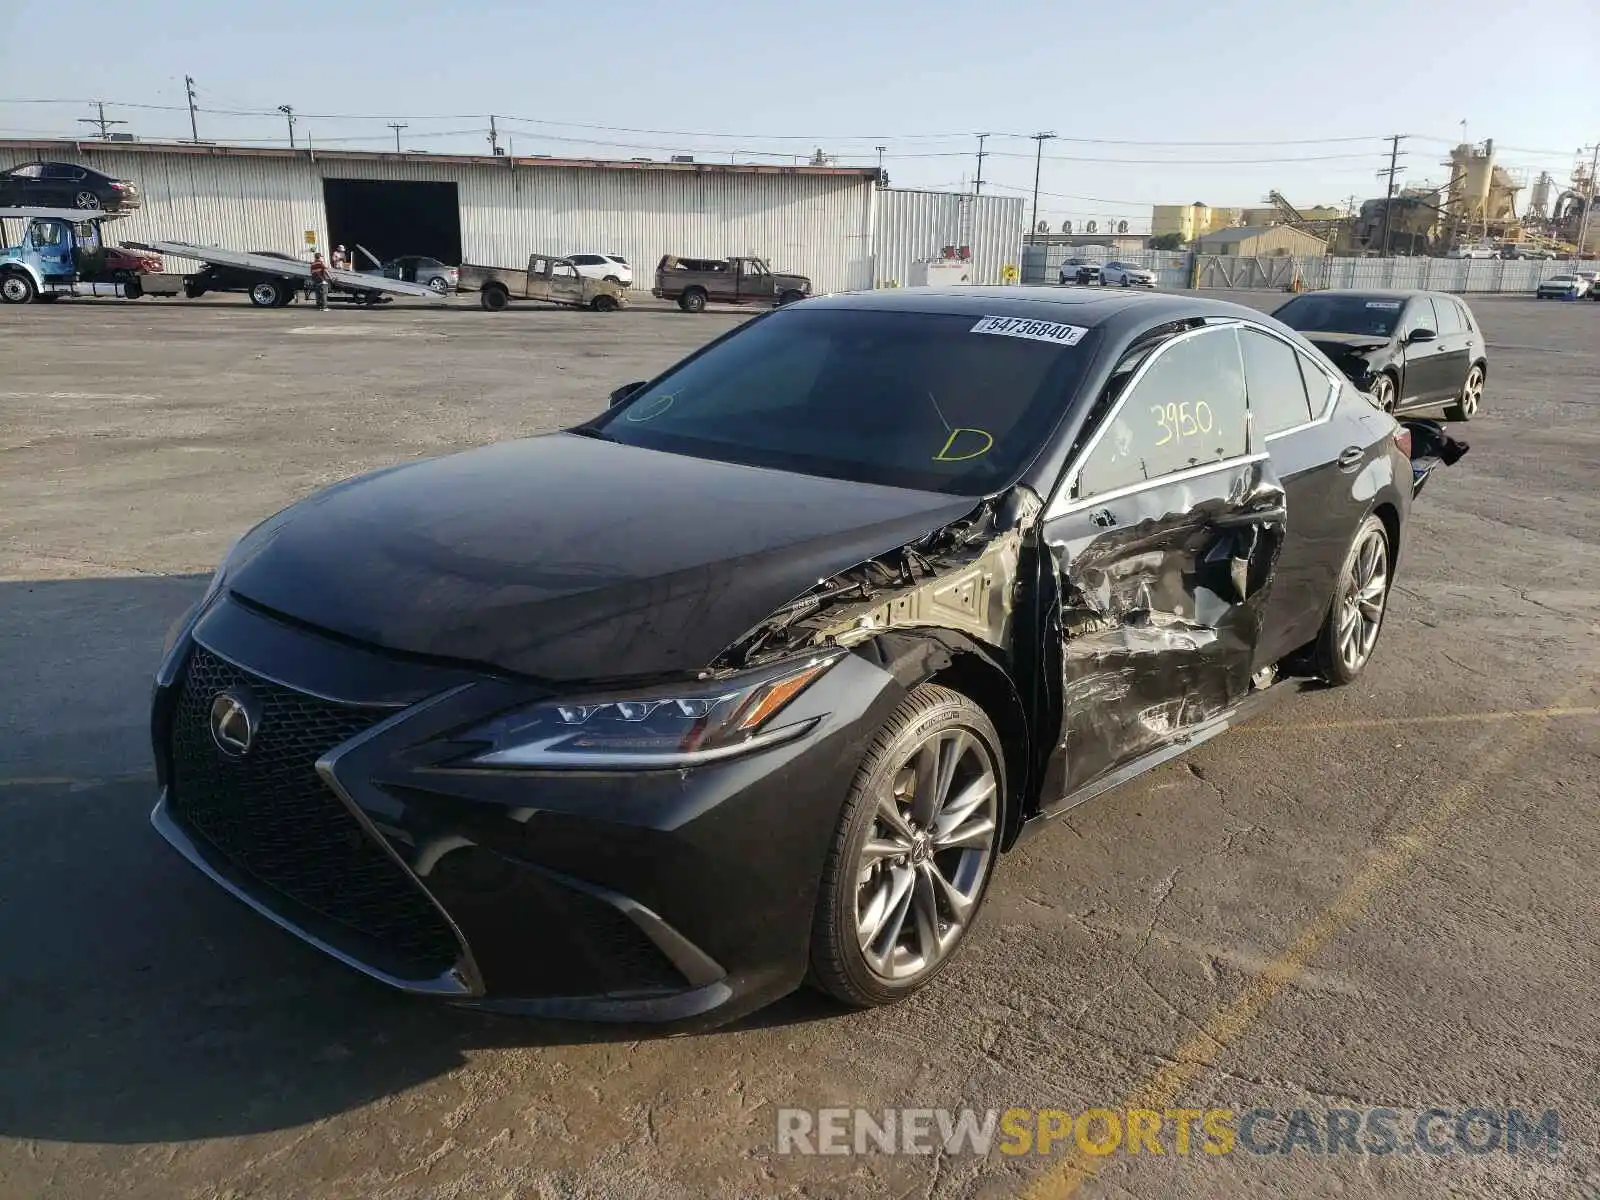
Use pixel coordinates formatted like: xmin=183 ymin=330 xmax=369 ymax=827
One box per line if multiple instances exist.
xmin=1041 ymin=456 xmax=1286 ymax=797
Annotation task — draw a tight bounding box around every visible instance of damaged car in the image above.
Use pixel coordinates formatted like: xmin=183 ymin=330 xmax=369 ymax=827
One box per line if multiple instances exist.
xmin=149 ymin=287 xmax=1465 ymax=1027
xmin=1272 ymin=289 xmax=1487 ymax=421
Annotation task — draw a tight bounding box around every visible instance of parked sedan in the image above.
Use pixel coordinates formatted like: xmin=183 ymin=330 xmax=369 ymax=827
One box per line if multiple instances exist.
xmin=0 ymin=161 xmax=142 ymax=211
xmin=1273 ymin=289 xmax=1487 ymax=421
xmin=1536 ymin=274 xmax=1589 ymax=300
xmin=567 ymin=253 xmax=633 ymax=287
xmin=1101 ymin=260 xmax=1156 ymax=287
xmin=366 ymin=255 xmax=459 ymax=294
xmin=149 ymin=288 xmax=1462 ymax=1027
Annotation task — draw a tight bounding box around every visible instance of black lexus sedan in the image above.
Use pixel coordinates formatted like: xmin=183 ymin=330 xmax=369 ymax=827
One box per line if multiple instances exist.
xmin=0 ymin=160 xmax=142 ymax=211
xmin=1272 ymin=289 xmax=1487 ymax=421
xmin=151 ymin=288 xmax=1463 ymax=1027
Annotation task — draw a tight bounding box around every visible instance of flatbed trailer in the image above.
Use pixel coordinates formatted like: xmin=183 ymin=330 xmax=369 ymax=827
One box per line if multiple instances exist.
xmin=0 ymin=208 xmax=447 ymax=306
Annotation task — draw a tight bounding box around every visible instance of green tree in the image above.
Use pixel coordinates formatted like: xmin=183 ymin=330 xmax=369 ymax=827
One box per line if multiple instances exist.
xmin=1149 ymin=233 xmax=1186 ymax=251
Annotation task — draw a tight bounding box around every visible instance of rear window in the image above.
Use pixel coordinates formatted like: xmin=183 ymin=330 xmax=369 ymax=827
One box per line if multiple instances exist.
xmin=597 ymin=308 xmax=1099 ymax=495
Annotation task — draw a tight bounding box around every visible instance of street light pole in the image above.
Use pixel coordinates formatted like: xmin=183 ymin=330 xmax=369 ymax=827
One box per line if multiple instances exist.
xmin=1030 ymin=131 xmax=1056 ymax=245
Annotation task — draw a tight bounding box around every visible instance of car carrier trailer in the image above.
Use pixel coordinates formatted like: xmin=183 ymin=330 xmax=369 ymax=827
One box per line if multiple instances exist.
xmin=0 ymin=208 xmax=445 ymax=306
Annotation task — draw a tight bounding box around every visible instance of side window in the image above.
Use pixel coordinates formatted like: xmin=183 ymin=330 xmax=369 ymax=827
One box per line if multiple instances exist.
xmin=1239 ymin=328 xmax=1313 ymax=437
xmin=1433 ymin=296 xmax=1465 ymax=335
xmin=1454 ymin=299 xmax=1476 ymax=331
xmin=1408 ymin=299 xmax=1439 ymax=335
xmin=1295 ymin=351 xmax=1334 ymax=418
xmin=9 ymin=164 xmax=44 ymax=179
xmin=743 ymin=260 xmax=767 ymax=278
xmin=42 ymin=164 xmax=82 ymax=180
xmin=1076 ymin=328 xmax=1249 ymax=499
xmin=553 ymin=262 xmax=578 ymax=279
xmin=530 ymin=257 xmax=548 ymax=275
xmin=29 ymin=221 xmax=65 ymax=248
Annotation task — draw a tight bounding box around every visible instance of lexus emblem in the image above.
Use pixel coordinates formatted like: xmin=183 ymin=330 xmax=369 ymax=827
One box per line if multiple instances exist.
xmin=209 ymin=688 xmax=260 ymax=758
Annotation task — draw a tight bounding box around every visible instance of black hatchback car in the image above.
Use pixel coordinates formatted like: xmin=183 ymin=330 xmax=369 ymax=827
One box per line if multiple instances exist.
xmin=0 ymin=160 xmax=142 ymax=211
xmin=1273 ymin=289 xmax=1487 ymax=421
xmin=150 ymin=288 xmax=1463 ymax=1027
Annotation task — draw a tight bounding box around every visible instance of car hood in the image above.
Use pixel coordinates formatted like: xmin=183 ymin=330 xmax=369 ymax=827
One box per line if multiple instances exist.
xmin=774 ymin=272 xmax=812 ymax=292
xmin=1301 ymin=331 xmax=1393 ymax=355
xmin=224 ymin=433 xmax=977 ymax=683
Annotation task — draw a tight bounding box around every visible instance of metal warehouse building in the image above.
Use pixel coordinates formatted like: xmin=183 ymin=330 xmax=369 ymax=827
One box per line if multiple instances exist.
xmin=0 ymin=140 xmax=1023 ymax=293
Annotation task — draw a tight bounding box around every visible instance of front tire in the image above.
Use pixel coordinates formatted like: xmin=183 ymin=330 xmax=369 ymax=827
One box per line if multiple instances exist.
xmin=590 ymin=293 xmax=619 ymax=312
xmin=427 ymin=276 xmax=450 ymax=295
xmin=1444 ymin=364 xmax=1483 ymax=422
xmin=1369 ymin=371 xmax=1397 ymax=413
xmin=480 ymin=285 xmax=510 ymax=312
xmin=0 ymin=272 xmax=37 ymax=304
xmin=1314 ymin=515 xmax=1391 ymax=685
xmin=808 ymin=684 xmax=1003 ymax=1008
xmin=249 ymin=280 xmax=283 ymax=308
xmin=679 ymin=287 xmax=707 ymax=313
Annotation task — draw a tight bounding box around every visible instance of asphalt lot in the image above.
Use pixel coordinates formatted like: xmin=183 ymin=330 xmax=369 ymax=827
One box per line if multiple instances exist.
xmin=1 ymin=290 xmax=1597 ymax=1200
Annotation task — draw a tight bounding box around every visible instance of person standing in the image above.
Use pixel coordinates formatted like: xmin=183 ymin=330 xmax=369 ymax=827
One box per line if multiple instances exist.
xmin=331 ymin=244 xmax=348 ymax=271
xmin=310 ymin=251 xmax=330 ymax=310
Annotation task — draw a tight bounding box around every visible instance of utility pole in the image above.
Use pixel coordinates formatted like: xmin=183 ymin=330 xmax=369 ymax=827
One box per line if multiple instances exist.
xmin=874 ymin=144 xmax=886 ymax=172
xmin=183 ymin=76 xmax=201 ymax=142
xmin=78 ymin=101 xmax=126 ymax=140
xmin=1575 ymin=143 xmax=1599 ymax=258
xmin=1376 ymin=133 xmax=1406 ymax=256
xmin=974 ymin=133 xmax=990 ymax=196
xmin=388 ymin=122 xmax=408 ymax=152
xmin=278 ymin=104 xmax=297 ymax=149
xmin=488 ymin=115 xmax=501 ymax=156
xmin=1030 ymin=132 xmax=1056 ymax=245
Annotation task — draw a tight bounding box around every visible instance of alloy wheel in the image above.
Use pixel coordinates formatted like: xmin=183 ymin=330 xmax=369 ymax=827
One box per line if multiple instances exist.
xmin=1460 ymin=367 xmax=1482 ymax=417
xmin=74 ymin=191 xmax=100 ymax=209
xmin=855 ymin=727 xmax=997 ymax=982
xmin=428 ymin=277 xmax=449 ymax=294
xmin=1337 ymin=528 xmax=1388 ymax=673
xmin=1371 ymin=374 xmax=1395 ymax=412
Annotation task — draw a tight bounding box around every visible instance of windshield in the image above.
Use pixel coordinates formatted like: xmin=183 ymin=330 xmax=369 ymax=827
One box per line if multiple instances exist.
xmin=1275 ymin=294 xmax=1408 ymax=338
xmin=595 ymin=307 xmax=1099 ymax=495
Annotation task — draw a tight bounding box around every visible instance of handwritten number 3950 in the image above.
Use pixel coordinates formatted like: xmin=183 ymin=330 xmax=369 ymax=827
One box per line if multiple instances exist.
xmin=1151 ymin=400 xmax=1214 ymax=446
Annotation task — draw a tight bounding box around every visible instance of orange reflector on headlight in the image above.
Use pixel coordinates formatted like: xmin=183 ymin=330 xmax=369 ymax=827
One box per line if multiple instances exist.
xmin=731 ymin=661 xmax=831 ymax=733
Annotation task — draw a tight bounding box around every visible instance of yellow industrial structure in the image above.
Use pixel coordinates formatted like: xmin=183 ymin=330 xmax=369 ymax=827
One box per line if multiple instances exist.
xmin=1192 ymin=225 xmax=1328 ymax=256
xmin=1150 ymin=202 xmax=1242 ymax=241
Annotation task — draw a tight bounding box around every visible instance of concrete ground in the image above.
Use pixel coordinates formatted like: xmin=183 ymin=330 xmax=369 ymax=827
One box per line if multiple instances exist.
xmin=1 ymin=290 xmax=1596 ymax=1200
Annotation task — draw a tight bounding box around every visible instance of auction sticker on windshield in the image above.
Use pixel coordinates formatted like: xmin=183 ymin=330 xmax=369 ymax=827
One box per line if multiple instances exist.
xmin=971 ymin=315 xmax=1089 ymax=346
xmin=1365 ymin=301 xmax=1402 ymax=309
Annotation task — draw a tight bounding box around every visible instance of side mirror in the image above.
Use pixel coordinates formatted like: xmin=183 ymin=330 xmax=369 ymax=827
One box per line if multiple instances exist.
xmin=609 ymin=381 xmax=647 ymax=408
xmin=1406 ymin=327 xmax=1436 ymax=344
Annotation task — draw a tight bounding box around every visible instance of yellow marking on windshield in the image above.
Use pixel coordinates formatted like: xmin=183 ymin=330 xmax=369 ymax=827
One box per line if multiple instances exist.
xmin=933 ymin=428 xmax=994 ymax=462
xmin=625 ymin=393 xmax=676 ymax=422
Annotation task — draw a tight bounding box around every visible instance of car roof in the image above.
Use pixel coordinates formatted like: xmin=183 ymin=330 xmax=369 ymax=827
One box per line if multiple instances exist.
xmin=806 ymin=285 xmax=1264 ymax=329
xmin=1292 ymin=288 xmax=1435 ymax=300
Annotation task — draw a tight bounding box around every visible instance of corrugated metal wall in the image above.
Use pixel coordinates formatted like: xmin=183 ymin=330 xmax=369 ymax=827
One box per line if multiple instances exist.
xmin=872 ymin=190 xmax=1024 ymax=287
xmin=0 ymin=147 xmax=879 ymax=291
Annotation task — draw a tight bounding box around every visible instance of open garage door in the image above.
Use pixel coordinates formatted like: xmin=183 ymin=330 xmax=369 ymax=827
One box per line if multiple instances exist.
xmin=323 ymin=179 xmax=462 ymax=267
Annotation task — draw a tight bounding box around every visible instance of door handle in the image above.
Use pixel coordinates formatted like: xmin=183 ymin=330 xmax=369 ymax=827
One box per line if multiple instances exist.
xmin=1211 ymin=503 xmax=1286 ymax=529
xmin=1336 ymin=446 xmax=1364 ymax=470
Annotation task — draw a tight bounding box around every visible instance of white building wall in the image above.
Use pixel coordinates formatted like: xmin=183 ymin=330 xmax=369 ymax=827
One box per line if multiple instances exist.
xmin=0 ymin=145 xmax=879 ymax=291
xmin=873 ymin=189 xmax=1025 ymax=287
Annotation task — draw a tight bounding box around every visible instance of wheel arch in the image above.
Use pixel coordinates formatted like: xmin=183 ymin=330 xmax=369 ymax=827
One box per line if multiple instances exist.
xmin=1369 ymin=500 xmax=1401 ymax=575
xmin=850 ymin=630 xmax=1032 ymax=852
xmin=0 ymin=261 xmax=44 ymax=289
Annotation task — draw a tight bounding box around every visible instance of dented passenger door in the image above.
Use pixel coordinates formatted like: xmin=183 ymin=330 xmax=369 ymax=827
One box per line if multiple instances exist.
xmin=1039 ymin=325 xmax=1287 ymax=801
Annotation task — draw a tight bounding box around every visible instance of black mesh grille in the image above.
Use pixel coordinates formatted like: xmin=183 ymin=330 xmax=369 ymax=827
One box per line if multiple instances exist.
xmin=168 ymin=646 xmax=461 ymax=980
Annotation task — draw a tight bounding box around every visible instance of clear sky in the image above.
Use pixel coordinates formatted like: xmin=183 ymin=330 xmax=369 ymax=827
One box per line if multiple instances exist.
xmin=2 ymin=0 xmax=1595 ymax=230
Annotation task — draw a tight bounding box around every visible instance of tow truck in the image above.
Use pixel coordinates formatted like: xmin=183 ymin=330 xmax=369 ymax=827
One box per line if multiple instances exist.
xmin=0 ymin=208 xmax=444 ymax=306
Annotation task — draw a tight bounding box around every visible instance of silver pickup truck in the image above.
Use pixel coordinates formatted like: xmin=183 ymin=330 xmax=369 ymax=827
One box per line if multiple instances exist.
xmin=460 ymin=253 xmax=629 ymax=312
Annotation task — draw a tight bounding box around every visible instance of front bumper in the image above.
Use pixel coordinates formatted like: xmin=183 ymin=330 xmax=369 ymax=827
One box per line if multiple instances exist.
xmin=150 ymin=595 xmax=900 ymax=1027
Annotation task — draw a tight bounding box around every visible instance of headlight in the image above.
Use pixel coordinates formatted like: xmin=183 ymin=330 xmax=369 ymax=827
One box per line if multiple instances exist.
xmin=462 ymin=653 xmax=842 ymax=769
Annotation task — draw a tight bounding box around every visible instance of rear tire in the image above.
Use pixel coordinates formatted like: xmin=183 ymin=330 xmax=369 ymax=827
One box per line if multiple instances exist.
xmin=122 ymin=276 xmax=143 ymax=300
xmin=480 ymin=285 xmax=509 ymax=312
xmin=73 ymin=191 xmax=101 ymax=210
xmin=1313 ymin=514 xmax=1391 ymax=686
xmin=603 ymin=275 xmax=622 ymax=285
xmin=249 ymin=280 xmax=283 ymax=308
xmin=808 ymin=684 xmax=1004 ymax=1008
xmin=778 ymin=289 xmax=805 ymax=306
xmin=679 ymin=287 xmax=707 ymax=313
xmin=1444 ymin=364 xmax=1483 ymax=422
xmin=427 ymin=276 xmax=450 ymax=295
